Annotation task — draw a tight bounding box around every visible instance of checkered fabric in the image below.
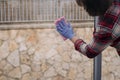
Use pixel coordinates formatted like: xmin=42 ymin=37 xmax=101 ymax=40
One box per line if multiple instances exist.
xmin=74 ymin=0 xmax=120 ymax=58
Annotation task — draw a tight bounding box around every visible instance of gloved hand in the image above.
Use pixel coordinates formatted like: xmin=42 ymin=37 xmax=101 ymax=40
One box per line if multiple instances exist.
xmin=55 ymin=17 xmax=74 ymax=39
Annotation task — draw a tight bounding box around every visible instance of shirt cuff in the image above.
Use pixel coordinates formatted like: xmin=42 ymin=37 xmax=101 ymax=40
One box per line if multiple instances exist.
xmin=74 ymin=39 xmax=84 ymax=52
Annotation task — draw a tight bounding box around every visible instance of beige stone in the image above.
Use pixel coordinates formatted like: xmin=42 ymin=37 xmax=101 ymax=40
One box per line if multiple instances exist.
xmin=53 ymin=63 xmax=67 ymax=77
xmin=0 ymin=41 xmax=9 ymax=61
xmin=44 ymin=67 xmax=57 ymax=78
xmin=33 ymin=49 xmax=45 ymax=63
xmin=68 ymin=68 xmax=77 ymax=80
xmin=76 ymin=72 xmax=84 ymax=80
xmin=47 ymin=57 xmax=55 ymax=65
xmin=53 ymin=75 xmax=65 ymax=80
xmin=109 ymin=74 xmax=115 ymax=80
xmin=31 ymin=72 xmax=42 ymax=80
xmin=31 ymin=63 xmax=41 ymax=72
xmin=7 ymin=50 xmax=20 ymax=67
xmin=15 ymin=30 xmax=27 ymax=43
xmin=102 ymin=74 xmax=115 ymax=80
xmin=62 ymin=62 xmax=69 ymax=70
xmin=0 ymin=60 xmax=7 ymax=70
xmin=84 ymin=66 xmax=92 ymax=80
xmin=26 ymin=32 xmax=38 ymax=46
xmin=56 ymin=44 xmax=72 ymax=62
xmin=41 ymin=61 xmax=48 ymax=72
xmin=3 ymin=63 xmax=14 ymax=75
xmin=61 ymin=52 xmax=71 ymax=62
xmin=75 ymin=28 xmax=85 ymax=39
xmin=104 ymin=56 xmax=111 ymax=62
xmin=20 ymin=53 xmax=31 ymax=65
xmin=8 ymin=67 xmax=21 ymax=78
xmin=57 ymin=47 xmax=71 ymax=62
xmin=102 ymin=64 xmax=111 ymax=76
xmin=58 ymin=70 xmax=67 ymax=77
xmin=0 ymin=40 xmax=3 ymax=47
xmin=112 ymin=57 xmax=120 ymax=66
xmin=53 ymin=54 xmax=62 ymax=63
xmin=9 ymin=30 xmax=18 ymax=39
xmin=0 ymin=70 xmax=2 ymax=75
xmin=45 ymin=49 xmax=58 ymax=60
xmin=0 ymin=31 xmax=9 ymax=40
xmin=19 ymin=43 xmax=27 ymax=51
xmin=71 ymin=51 xmax=82 ymax=62
xmin=9 ymin=40 xmax=18 ymax=52
xmin=70 ymin=63 xmax=78 ymax=69
xmin=0 ymin=75 xmax=7 ymax=80
xmin=21 ymin=64 xmax=31 ymax=74
xmin=75 ymin=78 xmax=85 ymax=80
xmin=46 ymin=78 xmax=52 ymax=80
xmin=21 ymin=73 xmax=31 ymax=80
xmin=53 ymin=62 xmax=62 ymax=73
xmin=28 ymin=46 xmax=36 ymax=55
xmin=15 ymin=36 xmax=25 ymax=43
xmin=56 ymin=43 xmax=68 ymax=54
xmin=113 ymin=66 xmax=120 ymax=78
xmin=9 ymin=78 xmax=18 ymax=80
xmin=0 ymin=27 xmax=119 ymax=80
xmin=78 ymin=28 xmax=92 ymax=43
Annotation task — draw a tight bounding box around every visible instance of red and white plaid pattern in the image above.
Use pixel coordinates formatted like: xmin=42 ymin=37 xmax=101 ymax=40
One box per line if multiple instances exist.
xmin=75 ymin=0 xmax=120 ymax=58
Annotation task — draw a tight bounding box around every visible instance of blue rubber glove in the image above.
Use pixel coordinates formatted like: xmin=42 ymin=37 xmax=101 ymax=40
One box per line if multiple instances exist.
xmin=56 ymin=18 xmax=74 ymax=39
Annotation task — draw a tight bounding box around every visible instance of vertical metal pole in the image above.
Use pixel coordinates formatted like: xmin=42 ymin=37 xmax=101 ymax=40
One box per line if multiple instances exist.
xmin=93 ymin=17 xmax=102 ymax=80
xmin=3 ymin=1 xmax=6 ymax=22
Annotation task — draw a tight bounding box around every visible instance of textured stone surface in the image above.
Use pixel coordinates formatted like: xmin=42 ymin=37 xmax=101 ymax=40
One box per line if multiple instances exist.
xmin=31 ymin=72 xmax=42 ymax=80
xmin=3 ymin=63 xmax=14 ymax=75
xmin=0 ymin=31 xmax=9 ymax=40
xmin=9 ymin=30 xmax=18 ymax=39
xmin=8 ymin=67 xmax=21 ymax=78
xmin=20 ymin=53 xmax=31 ymax=65
xmin=68 ymin=68 xmax=77 ymax=80
xmin=21 ymin=73 xmax=31 ymax=80
xmin=9 ymin=41 xmax=18 ymax=52
xmin=0 ymin=27 xmax=119 ymax=80
xmin=0 ymin=41 xmax=9 ymax=61
xmin=0 ymin=70 xmax=2 ymax=75
xmin=44 ymin=67 xmax=57 ymax=78
xmin=7 ymin=50 xmax=20 ymax=67
xmin=0 ymin=75 xmax=7 ymax=80
xmin=19 ymin=43 xmax=27 ymax=51
xmin=0 ymin=60 xmax=7 ymax=70
xmin=21 ymin=64 xmax=31 ymax=74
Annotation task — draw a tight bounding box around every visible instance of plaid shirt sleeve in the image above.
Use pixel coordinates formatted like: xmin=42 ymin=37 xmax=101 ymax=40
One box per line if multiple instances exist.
xmin=74 ymin=0 xmax=120 ymax=58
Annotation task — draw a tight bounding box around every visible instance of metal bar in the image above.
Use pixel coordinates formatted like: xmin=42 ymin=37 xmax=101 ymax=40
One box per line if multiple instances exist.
xmin=25 ymin=0 xmax=28 ymax=20
xmin=46 ymin=0 xmax=48 ymax=21
xmin=15 ymin=0 xmax=17 ymax=21
xmin=11 ymin=0 xmax=13 ymax=21
xmin=56 ymin=0 xmax=58 ymax=18
xmin=22 ymin=0 xmax=24 ymax=20
xmin=7 ymin=0 xmax=10 ymax=21
xmin=37 ymin=0 xmax=39 ymax=20
xmin=0 ymin=2 xmax=2 ymax=21
xmin=39 ymin=0 xmax=41 ymax=20
xmin=3 ymin=1 xmax=6 ymax=21
xmin=18 ymin=0 xmax=20 ymax=21
xmin=70 ymin=2 xmax=72 ymax=20
xmin=93 ymin=17 xmax=102 ymax=80
xmin=0 ymin=0 xmax=93 ymax=23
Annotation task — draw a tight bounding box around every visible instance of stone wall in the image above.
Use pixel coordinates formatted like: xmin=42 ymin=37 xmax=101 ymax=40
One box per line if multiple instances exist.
xmin=0 ymin=24 xmax=119 ymax=80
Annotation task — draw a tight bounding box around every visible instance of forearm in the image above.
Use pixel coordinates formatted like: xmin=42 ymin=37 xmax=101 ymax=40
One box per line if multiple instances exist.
xmin=70 ymin=36 xmax=79 ymax=43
